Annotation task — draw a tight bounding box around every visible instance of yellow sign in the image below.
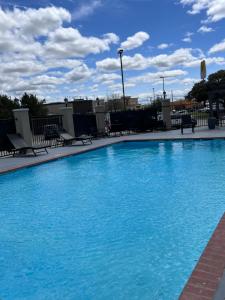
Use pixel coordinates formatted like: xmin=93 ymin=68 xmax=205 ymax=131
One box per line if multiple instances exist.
xmin=200 ymin=60 xmax=206 ymax=80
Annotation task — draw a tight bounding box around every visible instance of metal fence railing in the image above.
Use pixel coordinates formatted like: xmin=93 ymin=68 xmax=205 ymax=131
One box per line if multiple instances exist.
xmin=0 ymin=119 xmax=16 ymax=157
xmin=31 ymin=115 xmax=63 ymax=147
xmin=170 ymin=100 xmax=212 ymax=129
xmin=171 ymin=111 xmax=210 ymax=129
xmin=109 ymin=109 xmax=164 ymax=135
xmin=73 ymin=113 xmax=98 ymax=137
xmin=171 ymin=110 xmax=225 ymax=129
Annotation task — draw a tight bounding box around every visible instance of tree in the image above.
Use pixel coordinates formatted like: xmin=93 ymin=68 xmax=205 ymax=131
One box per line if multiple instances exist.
xmin=0 ymin=95 xmax=20 ymax=118
xmin=186 ymin=70 xmax=225 ymax=106
xmin=143 ymin=98 xmax=162 ymax=112
xmin=207 ymin=70 xmax=225 ymax=92
xmin=186 ymin=80 xmax=208 ymax=105
xmin=20 ymin=93 xmax=47 ymax=116
xmin=149 ymin=98 xmax=162 ymax=112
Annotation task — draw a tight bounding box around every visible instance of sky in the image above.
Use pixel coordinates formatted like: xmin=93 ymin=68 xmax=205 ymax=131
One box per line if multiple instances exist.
xmin=0 ymin=0 xmax=225 ymax=103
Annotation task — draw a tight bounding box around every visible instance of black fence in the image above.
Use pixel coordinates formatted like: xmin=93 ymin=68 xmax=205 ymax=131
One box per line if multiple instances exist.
xmin=0 ymin=119 xmax=16 ymax=157
xmin=73 ymin=113 xmax=98 ymax=137
xmin=170 ymin=98 xmax=225 ymax=129
xmin=31 ymin=115 xmax=63 ymax=146
xmin=171 ymin=112 xmax=210 ymax=128
xmin=171 ymin=109 xmax=225 ymax=129
xmin=109 ymin=109 xmax=164 ymax=134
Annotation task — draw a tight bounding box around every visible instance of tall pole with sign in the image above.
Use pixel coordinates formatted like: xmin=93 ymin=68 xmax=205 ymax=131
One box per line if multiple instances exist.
xmin=200 ymin=60 xmax=207 ymax=81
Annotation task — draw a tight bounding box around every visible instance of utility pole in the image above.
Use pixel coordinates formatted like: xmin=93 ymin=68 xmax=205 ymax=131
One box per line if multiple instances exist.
xmin=153 ymin=88 xmax=155 ymax=101
xmin=171 ymin=90 xmax=174 ymax=103
xmin=118 ymin=48 xmax=126 ymax=110
xmin=160 ymin=76 xmax=167 ymax=100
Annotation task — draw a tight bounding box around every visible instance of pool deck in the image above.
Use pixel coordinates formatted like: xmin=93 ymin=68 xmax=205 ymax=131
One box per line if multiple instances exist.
xmin=1 ymin=126 xmax=225 ymax=300
xmin=1 ymin=126 xmax=225 ymax=175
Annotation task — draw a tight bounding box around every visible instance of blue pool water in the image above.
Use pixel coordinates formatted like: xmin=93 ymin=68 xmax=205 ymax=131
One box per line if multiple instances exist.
xmin=0 ymin=140 xmax=225 ymax=300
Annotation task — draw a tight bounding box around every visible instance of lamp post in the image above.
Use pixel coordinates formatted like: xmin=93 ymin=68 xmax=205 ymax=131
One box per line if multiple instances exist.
xmin=118 ymin=48 xmax=126 ymax=110
xmin=160 ymin=76 xmax=167 ymax=100
xmin=64 ymin=97 xmax=69 ymax=107
xmin=153 ymin=88 xmax=155 ymax=101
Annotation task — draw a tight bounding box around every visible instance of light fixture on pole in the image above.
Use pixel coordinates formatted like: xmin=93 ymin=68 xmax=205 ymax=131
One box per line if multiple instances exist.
xmin=64 ymin=97 xmax=69 ymax=107
xmin=160 ymin=76 xmax=167 ymax=100
xmin=118 ymin=48 xmax=126 ymax=110
xmin=152 ymin=88 xmax=155 ymax=101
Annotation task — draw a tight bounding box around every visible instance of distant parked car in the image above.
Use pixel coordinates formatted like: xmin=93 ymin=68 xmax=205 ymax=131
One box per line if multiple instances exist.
xmin=177 ymin=110 xmax=187 ymax=114
xmin=43 ymin=124 xmax=60 ymax=140
xmin=199 ymin=108 xmax=210 ymax=112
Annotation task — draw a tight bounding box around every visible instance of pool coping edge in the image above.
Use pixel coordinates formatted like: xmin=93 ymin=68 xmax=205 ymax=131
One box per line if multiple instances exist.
xmin=179 ymin=213 xmax=225 ymax=300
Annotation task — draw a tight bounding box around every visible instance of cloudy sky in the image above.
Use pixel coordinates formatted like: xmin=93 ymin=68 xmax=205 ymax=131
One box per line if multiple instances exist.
xmin=0 ymin=0 xmax=225 ymax=103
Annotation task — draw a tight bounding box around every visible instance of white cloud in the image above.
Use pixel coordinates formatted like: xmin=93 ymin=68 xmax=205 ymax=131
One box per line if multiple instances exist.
xmin=0 ymin=6 xmax=71 ymax=37
xmin=46 ymin=59 xmax=84 ymax=70
xmin=158 ymin=43 xmax=171 ymax=49
xmin=95 ymin=73 xmax=121 ymax=85
xmin=0 ymin=6 xmax=120 ymax=95
xmin=179 ymin=0 xmax=225 ymax=22
xmin=198 ymin=25 xmax=214 ymax=33
xmin=182 ymin=37 xmax=192 ymax=43
xmin=65 ymin=64 xmax=93 ymax=82
xmin=182 ymin=32 xmax=194 ymax=43
xmin=209 ymin=39 xmax=225 ymax=54
xmin=121 ymin=32 xmax=150 ymax=50
xmin=108 ymin=82 xmax=136 ymax=91
xmin=72 ymin=0 xmax=102 ymax=20
xmin=186 ymin=56 xmax=225 ymax=67
xmin=1 ymin=60 xmax=46 ymax=75
xmin=89 ymin=84 xmax=99 ymax=92
xmin=31 ymin=75 xmax=65 ymax=86
xmin=45 ymin=27 xmax=119 ymax=58
xmin=128 ymin=70 xmax=188 ymax=85
xmin=96 ymin=48 xmax=209 ymax=71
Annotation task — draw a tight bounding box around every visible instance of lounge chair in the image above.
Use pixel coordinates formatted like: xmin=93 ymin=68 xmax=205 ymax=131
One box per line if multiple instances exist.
xmin=59 ymin=133 xmax=92 ymax=146
xmin=181 ymin=115 xmax=196 ymax=134
xmin=7 ymin=134 xmax=48 ymax=156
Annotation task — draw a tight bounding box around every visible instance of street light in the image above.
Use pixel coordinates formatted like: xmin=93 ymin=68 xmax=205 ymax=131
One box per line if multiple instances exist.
xmin=160 ymin=76 xmax=167 ymax=100
xmin=64 ymin=97 xmax=69 ymax=107
xmin=118 ymin=48 xmax=126 ymax=110
xmin=152 ymin=88 xmax=155 ymax=101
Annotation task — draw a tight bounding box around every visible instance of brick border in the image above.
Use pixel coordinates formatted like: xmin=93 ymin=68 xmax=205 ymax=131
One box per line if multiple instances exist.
xmin=180 ymin=213 xmax=225 ymax=300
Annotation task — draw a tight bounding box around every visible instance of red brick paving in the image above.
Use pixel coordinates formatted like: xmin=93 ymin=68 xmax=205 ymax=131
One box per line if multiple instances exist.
xmin=180 ymin=213 xmax=225 ymax=300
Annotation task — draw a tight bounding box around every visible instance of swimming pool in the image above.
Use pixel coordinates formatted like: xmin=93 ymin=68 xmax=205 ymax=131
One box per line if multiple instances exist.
xmin=0 ymin=140 xmax=225 ymax=300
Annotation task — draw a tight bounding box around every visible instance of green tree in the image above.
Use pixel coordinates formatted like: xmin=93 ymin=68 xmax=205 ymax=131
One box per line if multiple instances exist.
xmin=150 ymin=98 xmax=162 ymax=112
xmin=186 ymin=80 xmax=208 ymax=105
xmin=207 ymin=70 xmax=225 ymax=91
xmin=144 ymin=98 xmax=162 ymax=112
xmin=0 ymin=95 xmax=20 ymax=118
xmin=20 ymin=93 xmax=47 ymax=116
xmin=186 ymin=70 xmax=225 ymax=106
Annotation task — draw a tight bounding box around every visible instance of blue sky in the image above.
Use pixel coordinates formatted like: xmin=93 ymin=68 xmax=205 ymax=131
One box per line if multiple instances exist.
xmin=0 ymin=0 xmax=225 ymax=103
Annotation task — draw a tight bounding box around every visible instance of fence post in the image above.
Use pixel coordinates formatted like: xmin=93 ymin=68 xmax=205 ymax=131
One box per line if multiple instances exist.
xmin=13 ymin=108 xmax=33 ymax=146
xmin=162 ymin=100 xmax=171 ymax=130
xmin=95 ymin=105 xmax=107 ymax=135
xmin=60 ymin=107 xmax=75 ymax=137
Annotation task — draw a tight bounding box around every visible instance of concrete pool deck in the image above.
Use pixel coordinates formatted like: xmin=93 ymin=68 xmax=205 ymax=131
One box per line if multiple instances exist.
xmin=1 ymin=126 xmax=225 ymax=300
xmin=1 ymin=126 xmax=225 ymax=175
